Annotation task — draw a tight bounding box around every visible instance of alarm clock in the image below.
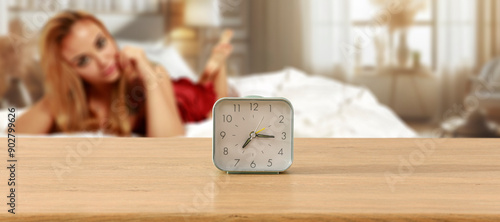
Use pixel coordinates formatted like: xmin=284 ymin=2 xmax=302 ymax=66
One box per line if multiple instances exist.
xmin=212 ymin=96 xmax=294 ymax=174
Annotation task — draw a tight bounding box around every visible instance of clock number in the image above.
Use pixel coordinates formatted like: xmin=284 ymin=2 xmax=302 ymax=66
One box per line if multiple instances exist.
xmin=282 ymin=132 xmax=286 ymax=140
xmin=278 ymin=148 xmax=284 ymax=155
xmin=250 ymin=161 xmax=256 ymax=168
xmin=279 ymin=115 xmax=284 ymax=123
xmin=234 ymin=159 xmax=240 ymax=166
xmin=250 ymin=103 xmax=259 ymax=111
xmin=234 ymin=104 xmax=240 ymax=112
xmin=223 ymin=147 xmax=229 ymax=155
xmin=222 ymin=115 xmax=232 ymax=123
xmin=267 ymin=159 xmax=273 ymax=167
xmin=220 ymin=131 xmax=226 ymax=139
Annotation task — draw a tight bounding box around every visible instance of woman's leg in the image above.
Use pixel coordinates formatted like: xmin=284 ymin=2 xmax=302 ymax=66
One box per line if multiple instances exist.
xmin=199 ymin=29 xmax=233 ymax=99
xmin=214 ymin=64 xmax=228 ymax=99
xmin=204 ymin=64 xmax=228 ymax=119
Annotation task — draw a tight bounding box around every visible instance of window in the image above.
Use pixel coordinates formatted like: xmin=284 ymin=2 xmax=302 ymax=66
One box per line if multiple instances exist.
xmin=350 ymin=0 xmax=435 ymax=69
xmin=307 ymin=0 xmax=476 ymax=76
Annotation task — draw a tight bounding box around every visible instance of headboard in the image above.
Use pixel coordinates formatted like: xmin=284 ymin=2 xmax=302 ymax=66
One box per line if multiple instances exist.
xmin=95 ymin=14 xmax=165 ymax=42
xmin=6 ymin=0 xmax=168 ymax=42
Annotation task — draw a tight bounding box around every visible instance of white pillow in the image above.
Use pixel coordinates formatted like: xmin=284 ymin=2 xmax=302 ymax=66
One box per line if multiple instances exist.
xmin=116 ymin=40 xmax=198 ymax=82
xmin=0 ymin=108 xmax=27 ymax=134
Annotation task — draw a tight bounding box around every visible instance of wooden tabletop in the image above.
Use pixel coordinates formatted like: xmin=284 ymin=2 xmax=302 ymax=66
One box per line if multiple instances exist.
xmin=2 ymin=138 xmax=500 ymax=221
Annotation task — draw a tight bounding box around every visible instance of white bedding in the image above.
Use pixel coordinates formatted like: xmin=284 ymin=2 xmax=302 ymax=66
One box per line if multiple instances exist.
xmin=186 ymin=68 xmax=416 ymax=138
xmin=0 ymin=68 xmax=416 ymax=138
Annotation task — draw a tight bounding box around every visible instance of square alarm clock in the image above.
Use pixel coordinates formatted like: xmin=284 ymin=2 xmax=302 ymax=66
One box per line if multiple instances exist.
xmin=212 ymin=96 xmax=294 ymax=174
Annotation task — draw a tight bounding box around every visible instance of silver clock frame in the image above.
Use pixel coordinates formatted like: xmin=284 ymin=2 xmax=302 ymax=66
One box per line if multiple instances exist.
xmin=212 ymin=96 xmax=294 ymax=174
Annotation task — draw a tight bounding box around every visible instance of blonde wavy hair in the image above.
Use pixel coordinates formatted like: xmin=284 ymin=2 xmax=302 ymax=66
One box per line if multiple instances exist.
xmin=39 ymin=11 xmax=131 ymax=135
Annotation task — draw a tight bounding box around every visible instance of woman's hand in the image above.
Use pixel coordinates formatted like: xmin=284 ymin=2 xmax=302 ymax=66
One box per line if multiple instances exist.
xmin=116 ymin=46 xmax=151 ymax=82
xmin=117 ymin=46 xmax=183 ymax=137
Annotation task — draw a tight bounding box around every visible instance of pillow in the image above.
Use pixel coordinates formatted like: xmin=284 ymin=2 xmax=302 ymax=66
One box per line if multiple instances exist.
xmin=116 ymin=40 xmax=198 ymax=82
xmin=0 ymin=108 xmax=27 ymax=134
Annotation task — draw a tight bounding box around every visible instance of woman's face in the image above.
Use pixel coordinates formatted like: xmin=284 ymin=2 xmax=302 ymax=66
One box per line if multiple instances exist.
xmin=61 ymin=20 xmax=119 ymax=85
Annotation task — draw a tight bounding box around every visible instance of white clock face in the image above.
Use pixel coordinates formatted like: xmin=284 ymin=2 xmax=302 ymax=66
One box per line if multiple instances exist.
xmin=213 ymin=98 xmax=293 ymax=172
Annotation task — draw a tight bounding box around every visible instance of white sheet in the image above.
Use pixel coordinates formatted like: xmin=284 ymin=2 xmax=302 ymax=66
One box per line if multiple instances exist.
xmin=186 ymin=68 xmax=416 ymax=138
xmin=0 ymin=68 xmax=416 ymax=138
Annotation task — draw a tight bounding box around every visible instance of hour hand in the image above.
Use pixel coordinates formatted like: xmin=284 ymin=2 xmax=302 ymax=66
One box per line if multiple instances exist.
xmin=242 ymin=137 xmax=252 ymax=148
xmin=256 ymin=134 xmax=275 ymax=138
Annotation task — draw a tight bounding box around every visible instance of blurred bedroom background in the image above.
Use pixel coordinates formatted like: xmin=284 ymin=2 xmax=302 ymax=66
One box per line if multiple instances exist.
xmin=0 ymin=0 xmax=499 ymax=138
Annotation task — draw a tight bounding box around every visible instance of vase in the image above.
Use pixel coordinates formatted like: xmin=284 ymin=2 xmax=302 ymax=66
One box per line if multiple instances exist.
xmin=396 ymin=30 xmax=410 ymax=68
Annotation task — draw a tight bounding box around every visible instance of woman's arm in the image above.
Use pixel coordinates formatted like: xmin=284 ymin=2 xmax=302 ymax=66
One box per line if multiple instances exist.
xmin=141 ymin=63 xmax=185 ymax=137
xmin=119 ymin=47 xmax=184 ymax=137
xmin=10 ymin=96 xmax=54 ymax=134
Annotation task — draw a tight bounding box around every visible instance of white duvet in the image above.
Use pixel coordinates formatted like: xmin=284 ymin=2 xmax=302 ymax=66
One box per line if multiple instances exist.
xmin=0 ymin=68 xmax=416 ymax=138
xmin=186 ymin=68 xmax=416 ymax=138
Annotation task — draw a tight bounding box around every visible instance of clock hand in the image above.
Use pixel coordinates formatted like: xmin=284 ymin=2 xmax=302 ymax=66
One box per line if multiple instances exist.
xmin=254 ymin=117 xmax=264 ymax=134
xmin=255 ymin=128 xmax=274 ymax=138
xmin=242 ymin=137 xmax=252 ymax=148
xmin=243 ymin=118 xmax=265 ymax=149
xmin=256 ymin=134 xmax=275 ymax=138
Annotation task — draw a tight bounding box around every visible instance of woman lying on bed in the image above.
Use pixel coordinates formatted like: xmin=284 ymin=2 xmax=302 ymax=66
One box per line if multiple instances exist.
xmin=12 ymin=11 xmax=233 ymax=137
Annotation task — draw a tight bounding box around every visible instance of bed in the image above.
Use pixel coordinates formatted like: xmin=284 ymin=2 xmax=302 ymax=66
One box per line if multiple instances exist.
xmin=0 ymin=48 xmax=416 ymax=138
xmin=186 ymin=67 xmax=416 ymax=138
xmin=111 ymin=38 xmax=416 ymax=138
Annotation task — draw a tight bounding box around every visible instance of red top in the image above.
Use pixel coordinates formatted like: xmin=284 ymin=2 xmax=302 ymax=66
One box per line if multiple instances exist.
xmin=172 ymin=78 xmax=217 ymax=123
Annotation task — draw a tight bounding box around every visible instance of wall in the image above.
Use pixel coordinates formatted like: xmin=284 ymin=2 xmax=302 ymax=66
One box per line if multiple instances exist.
xmin=247 ymin=0 xmax=306 ymax=74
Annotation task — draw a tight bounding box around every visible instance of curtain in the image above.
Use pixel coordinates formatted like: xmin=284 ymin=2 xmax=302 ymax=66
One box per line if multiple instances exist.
xmin=248 ymin=0 xmax=350 ymax=78
xmin=302 ymin=0 xmax=350 ymax=80
xmin=477 ymin=0 xmax=500 ymax=67
xmin=248 ymin=0 xmax=306 ymax=74
xmin=436 ymin=0 xmax=477 ymax=119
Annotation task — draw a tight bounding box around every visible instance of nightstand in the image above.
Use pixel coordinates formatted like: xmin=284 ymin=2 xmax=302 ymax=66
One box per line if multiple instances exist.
xmin=351 ymin=67 xmax=437 ymax=119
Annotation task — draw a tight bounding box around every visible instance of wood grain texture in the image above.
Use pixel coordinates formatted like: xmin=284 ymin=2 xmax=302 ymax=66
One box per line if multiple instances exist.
xmin=1 ymin=138 xmax=499 ymax=221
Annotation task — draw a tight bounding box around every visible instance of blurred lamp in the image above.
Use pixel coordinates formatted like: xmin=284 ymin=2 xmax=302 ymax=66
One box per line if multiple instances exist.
xmin=184 ymin=0 xmax=221 ymax=27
